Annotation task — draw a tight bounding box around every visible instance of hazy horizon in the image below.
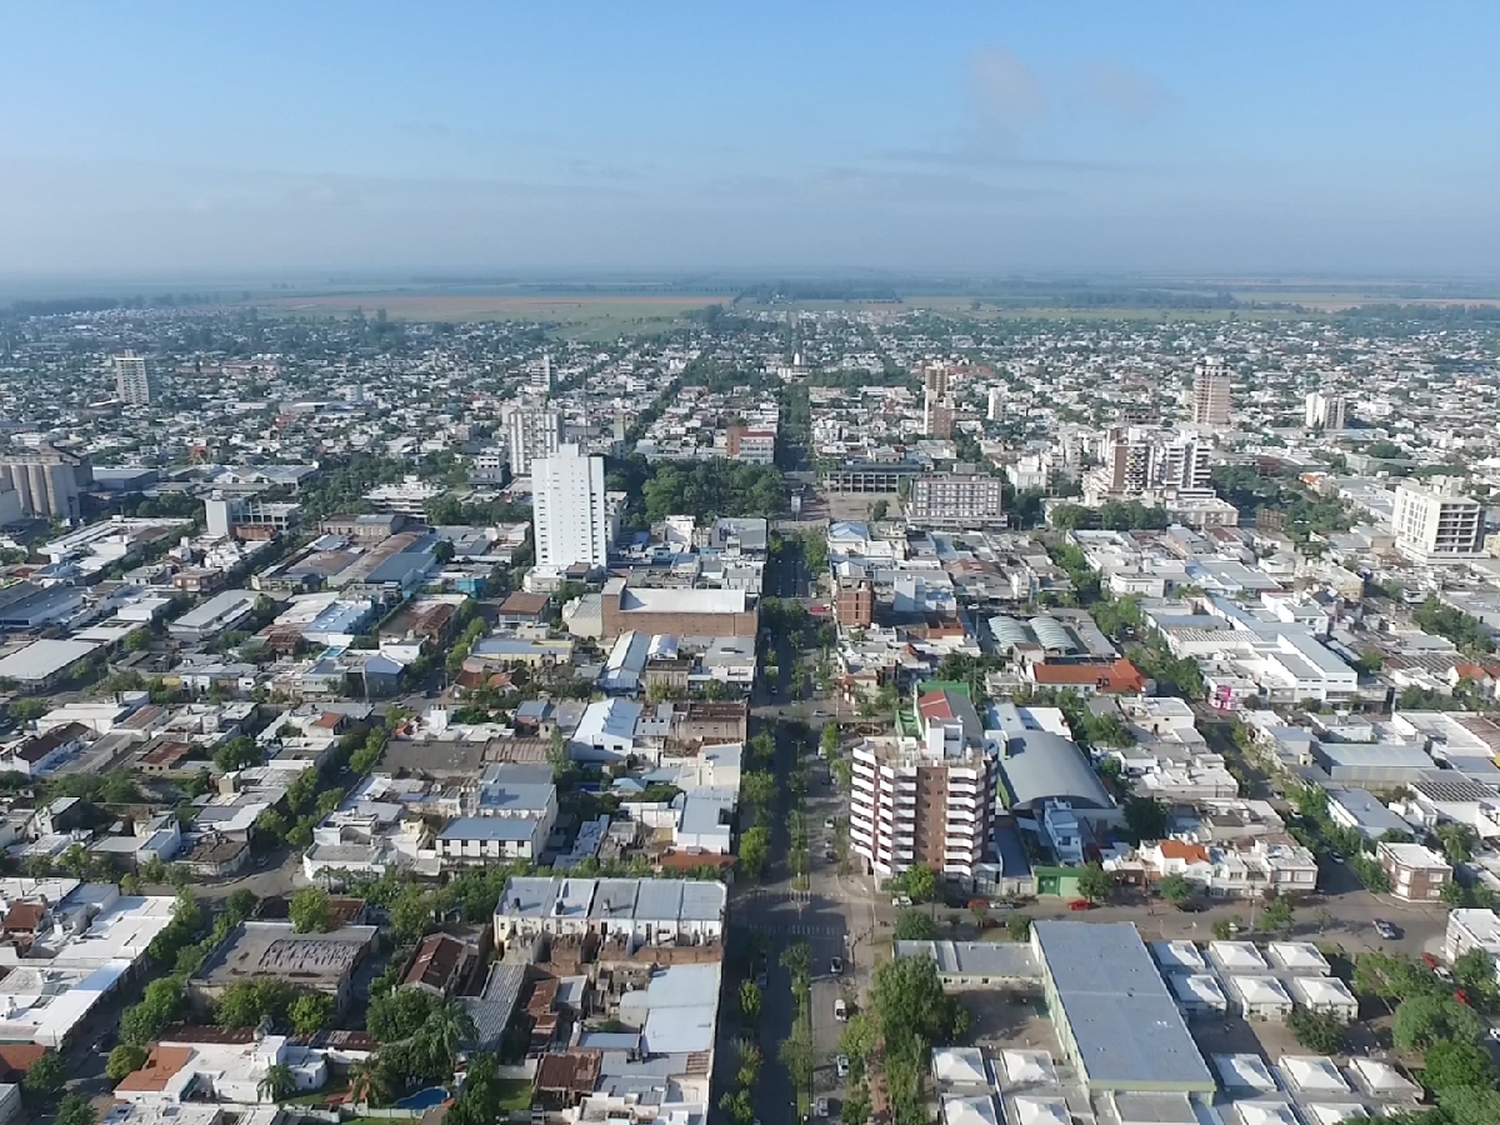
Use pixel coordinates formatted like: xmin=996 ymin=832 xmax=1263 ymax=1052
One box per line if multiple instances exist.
xmin=6 ymin=2 xmax=1500 ymax=278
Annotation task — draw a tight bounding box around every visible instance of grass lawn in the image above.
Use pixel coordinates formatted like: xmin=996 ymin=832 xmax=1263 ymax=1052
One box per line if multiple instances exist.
xmin=496 ymin=1079 xmax=535 ymax=1111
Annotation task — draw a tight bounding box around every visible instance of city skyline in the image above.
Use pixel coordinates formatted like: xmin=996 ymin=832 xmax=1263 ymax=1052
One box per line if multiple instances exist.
xmin=5 ymin=1 xmax=1500 ymax=277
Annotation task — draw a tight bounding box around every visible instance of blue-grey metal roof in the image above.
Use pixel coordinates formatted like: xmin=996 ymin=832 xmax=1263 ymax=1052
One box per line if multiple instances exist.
xmin=1033 ymin=921 xmax=1214 ymax=1092
xmin=634 ymin=879 xmax=684 ymax=920
xmin=463 ymin=960 xmax=527 ymax=1049
xmin=440 ymin=817 xmax=539 ymax=841
xmin=997 ymin=730 xmax=1112 ymax=811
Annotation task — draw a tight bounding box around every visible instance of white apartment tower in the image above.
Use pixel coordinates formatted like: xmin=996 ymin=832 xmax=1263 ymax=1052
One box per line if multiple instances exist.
xmin=1304 ymin=391 xmax=1347 ymax=431
xmin=507 ymin=406 xmax=564 ymax=476
xmin=533 ymin=444 xmax=610 ymax=569
xmin=114 ymin=351 xmax=152 ymax=405
xmin=987 ymin=388 xmax=1005 ymax=422
xmin=1392 ymin=482 xmax=1485 ymax=560
xmin=531 ymin=353 xmax=553 ymax=394
xmin=1190 ymin=357 xmax=1231 ymax=426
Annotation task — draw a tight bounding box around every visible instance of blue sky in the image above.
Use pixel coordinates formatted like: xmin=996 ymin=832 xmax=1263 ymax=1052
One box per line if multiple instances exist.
xmin=4 ymin=1 xmax=1498 ymax=277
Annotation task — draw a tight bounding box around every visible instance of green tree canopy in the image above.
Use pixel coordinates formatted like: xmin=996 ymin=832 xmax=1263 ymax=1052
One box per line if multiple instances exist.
xmin=1393 ymin=993 xmax=1484 ymax=1053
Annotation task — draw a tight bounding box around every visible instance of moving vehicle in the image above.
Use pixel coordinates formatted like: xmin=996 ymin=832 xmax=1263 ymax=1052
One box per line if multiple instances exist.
xmin=831 ymin=956 xmax=843 ymax=975
xmin=834 ymin=998 xmax=848 ymax=1021
xmin=1373 ymin=919 xmax=1400 ymax=941
xmin=1329 ymin=852 xmax=1346 ymax=864
xmin=836 ymin=1055 xmax=850 ymax=1079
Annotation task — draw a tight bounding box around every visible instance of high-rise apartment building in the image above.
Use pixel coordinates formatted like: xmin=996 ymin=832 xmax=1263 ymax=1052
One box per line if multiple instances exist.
xmin=987 ymin=388 xmax=1005 ymax=422
xmin=114 ymin=351 xmax=152 ymax=405
xmin=1304 ymin=391 xmax=1347 ymax=431
xmin=533 ymin=444 xmax=610 ymax=569
xmin=507 ymin=407 xmax=564 ymax=476
xmin=923 ymin=393 xmax=955 ymax=439
xmin=849 ymin=689 xmax=997 ymax=879
xmin=1190 ymin=357 xmax=1231 ymax=426
xmin=907 ymin=473 xmax=1005 ymax=528
xmin=531 ymin=354 xmax=553 ymax=394
xmin=922 ymin=364 xmax=950 ymax=397
xmin=1392 ymin=482 xmax=1484 ymax=560
xmin=1153 ymin=436 xmax=1212 ymax=492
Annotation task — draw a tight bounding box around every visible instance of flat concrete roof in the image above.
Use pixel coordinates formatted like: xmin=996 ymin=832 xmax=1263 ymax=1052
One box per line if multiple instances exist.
xmin=195 ymin=921 xmax=376 ymax=989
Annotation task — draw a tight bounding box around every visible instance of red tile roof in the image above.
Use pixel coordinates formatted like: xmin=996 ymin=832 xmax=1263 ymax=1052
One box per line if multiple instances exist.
xmin=1031 ymin=658 xmax=1147 ymax=694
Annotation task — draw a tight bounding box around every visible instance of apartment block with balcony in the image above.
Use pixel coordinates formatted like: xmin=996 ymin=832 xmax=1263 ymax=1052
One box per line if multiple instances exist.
xmin=848 ymin=689 xmax=998 ymax=881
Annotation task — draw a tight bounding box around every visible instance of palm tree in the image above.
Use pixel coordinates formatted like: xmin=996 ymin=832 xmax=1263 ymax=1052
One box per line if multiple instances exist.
xmin=420 ymin=1002 xmax=477 ymax=1073
xmin=257 ymin=1063 xmax=297 ymax=1103
xmin=350 ymin=1056 xmax=392 ymax=1107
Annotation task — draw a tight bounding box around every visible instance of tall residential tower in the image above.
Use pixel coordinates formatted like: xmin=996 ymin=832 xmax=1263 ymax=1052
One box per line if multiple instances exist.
xmin=114 ymin=351 xmax=152 ymax=405
xmin=532 ymin=444 xmax=610 ymax=569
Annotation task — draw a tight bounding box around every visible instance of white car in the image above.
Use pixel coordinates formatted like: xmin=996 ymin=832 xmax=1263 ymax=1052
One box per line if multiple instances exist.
xmin=834 ymin=998 xmax=848 ymax=1021
xmin=836 ymin=1055 xmax=850 ymax=1079
xmin=892 ymin=894 xmax=912 ymax=907
xmin=1489 ymin=1027 xmax=1500 ymax=1042
xmin=815 ymin=1099 xmax=830 ymax=1118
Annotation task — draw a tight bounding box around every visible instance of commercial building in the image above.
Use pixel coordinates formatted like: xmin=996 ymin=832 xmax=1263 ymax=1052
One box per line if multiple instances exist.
xmin=0 ymin=446 xmax=91 ymax=522
xmin=192 ymin=921 xmax=376 ymax=1015
xmin=908 ymin=474 xmax=1005 ymax=528
xmin=849 ymin=690 xmax=999 ymax=880
xmin=1190 ymin=357 xmax=1231 ymax=426
xmin=533 ymin=444 xmax=611 ymax=570
xmin=1391 ymin=482 xmax=1485 ymax=560
xmin=599 ymin=578 xmax=757 ymax=640
xmin=114 ymin=351 xmax=152 ymax=405
xmin=1030 ymin=921 xmax=1215 ymax=1095
xmin=507 ymin=406 xmax=564 ymax=476
xmin=167 ymin=589 xmax=260 ymax=642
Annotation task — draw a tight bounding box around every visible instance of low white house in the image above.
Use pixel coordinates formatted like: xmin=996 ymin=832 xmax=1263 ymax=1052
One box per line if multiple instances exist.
xmin=1225 ymin=975 xmax=1294 ymax=1020
xmin=1169 ymin=972 xmax=1229 ymax=1016
xmin=1290 ymin=977 xmax=1358 ymax=1021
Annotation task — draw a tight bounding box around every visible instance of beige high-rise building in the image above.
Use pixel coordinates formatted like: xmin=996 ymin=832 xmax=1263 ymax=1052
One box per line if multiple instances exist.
xmin=114 ymin=351 xmax=152 ymax=405
xmin=1190 ymin=357 xmax=1231 ymax=426
xmin=1392 ymin=482 xmax=1484 ymax=560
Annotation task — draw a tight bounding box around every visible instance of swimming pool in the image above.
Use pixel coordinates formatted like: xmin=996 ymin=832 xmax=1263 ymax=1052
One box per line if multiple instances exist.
xmin=395 ymin=1087 xmax=449 ymax=1110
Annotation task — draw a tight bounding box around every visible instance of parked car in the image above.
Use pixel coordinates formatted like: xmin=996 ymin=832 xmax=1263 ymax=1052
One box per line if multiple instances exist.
xmin=834 ymin=998 xmax=848 ymax=1021
xmin=815 ymin=1099 xmax=830 ymax=1119
xmin=1373 ymin=920 xmax=1400 ymax=941
xmin=1068 ymin=899 xmax=1093 ymax=911
xmin=824 ymin=817 xmax=837 ymax=830
xmin=1421 ymin=952 xmax=1439 ymax=968
xmin=892 ymin=894 xmax=912 ymax=907
xmin=831 ymin=956 xmax=844 ymax=975
xmin=836 ymin=1055 xmax=850 ymax=1079
xmin=1437 ymin=966 xmax=1455 ymax=982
